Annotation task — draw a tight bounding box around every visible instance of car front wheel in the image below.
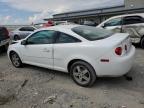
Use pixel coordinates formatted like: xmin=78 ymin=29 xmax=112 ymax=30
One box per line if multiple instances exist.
xmin=70 ymin=61 xmax=96 ymax=87
xmin=14 ymin=35 xmax=20 ymax=41
xmin=10 ymin=52 xmax=23 ymax=68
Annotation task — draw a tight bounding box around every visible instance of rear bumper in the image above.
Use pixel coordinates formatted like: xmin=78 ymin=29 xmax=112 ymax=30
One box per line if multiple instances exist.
xmin=95 ymin=46 xmax=135 ymax=77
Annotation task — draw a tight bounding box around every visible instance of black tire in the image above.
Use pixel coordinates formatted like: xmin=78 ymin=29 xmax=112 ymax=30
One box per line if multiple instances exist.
xmin=14 ymin=35 xmax=20 ymax=41
xmin=140 ymin=37 xmax=144 ymax=49
xmin=70 ymin=61 xmax=96 ymax=87
xmin=10 ymin=52 xmax=23 ymax=68
xmin=0 ymin=46 xmax=5 ymax=52
xmin=4 ymin=43 xmax=9 ymax=51
xmin=0 ymin=44 xmax=8 ymax=52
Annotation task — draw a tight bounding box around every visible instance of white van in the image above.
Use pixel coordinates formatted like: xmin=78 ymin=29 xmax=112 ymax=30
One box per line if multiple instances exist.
xmin=97 ymin=13 xmax=144 ymax=48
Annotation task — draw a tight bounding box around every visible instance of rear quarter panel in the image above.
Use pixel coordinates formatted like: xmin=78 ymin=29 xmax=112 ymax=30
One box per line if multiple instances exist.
xmin=53 ymin=42 xmax=112 ymax=73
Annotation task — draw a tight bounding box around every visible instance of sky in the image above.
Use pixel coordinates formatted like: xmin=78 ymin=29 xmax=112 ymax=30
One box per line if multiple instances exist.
xmin=0 ymin=0 xmax=124 ymax=25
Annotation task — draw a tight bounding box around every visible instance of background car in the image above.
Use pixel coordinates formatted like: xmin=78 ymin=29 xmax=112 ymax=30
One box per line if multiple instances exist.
xmin=97 ymin=13 xmax=144 ymax=48
xmin=54 ymin=21 xmax=76 ymax=25
xmin=42 ymin=20 xmax=54 ymax=27
xmin=10 ymin=26 xmax=37 ymax=41
xmin=0 ymin=27 xmax=10 ymax=51
xmin=8 ymin=25 xmax=135 ymax=87
xmin=82 ymin=21 xmax=98 ymax=27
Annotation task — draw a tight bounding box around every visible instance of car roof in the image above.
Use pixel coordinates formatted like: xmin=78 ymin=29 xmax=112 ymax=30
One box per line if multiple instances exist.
xmin=19 ymin=26 xmax=36 ymax=28
xmin=109 ymin=13 xmax=144 ymax=19
xmin=27 ymin=24 xmax=90 ymax=42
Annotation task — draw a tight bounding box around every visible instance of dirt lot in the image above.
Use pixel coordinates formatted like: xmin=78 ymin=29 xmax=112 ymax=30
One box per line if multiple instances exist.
xmin=0 ymin=47 xmax=144 ymax=108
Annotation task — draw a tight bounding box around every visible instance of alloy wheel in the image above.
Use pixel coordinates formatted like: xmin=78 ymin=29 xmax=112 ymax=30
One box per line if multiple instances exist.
xmin=73 ymin=65 xmax=91 ymax=85
xmin=11 ymin=53 xmax=21 ymax=67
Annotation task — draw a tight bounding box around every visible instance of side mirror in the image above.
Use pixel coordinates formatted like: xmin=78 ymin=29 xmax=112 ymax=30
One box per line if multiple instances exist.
xmin=102 ymin=24 xmax=106 ymax=28
xmin=21 ymin=40 xmax=27 ymax=45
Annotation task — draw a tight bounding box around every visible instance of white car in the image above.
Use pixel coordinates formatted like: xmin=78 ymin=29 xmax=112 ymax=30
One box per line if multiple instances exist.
xmin=97 ymin=13 xmax=144 ymax=48
xmin=10 ymin=26 xmax=37 ymax=41
xmin=8 ymin=25 xmax=135 ymax=87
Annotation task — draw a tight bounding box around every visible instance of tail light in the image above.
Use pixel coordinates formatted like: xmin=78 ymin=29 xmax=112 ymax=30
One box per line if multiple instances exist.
xmin=115 ymin=47 xmax=122 ymax=56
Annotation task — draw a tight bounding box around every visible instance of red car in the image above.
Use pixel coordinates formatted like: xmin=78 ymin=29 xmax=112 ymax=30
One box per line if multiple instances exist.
xmin=43 ymin=21 xmax=54 ymax=27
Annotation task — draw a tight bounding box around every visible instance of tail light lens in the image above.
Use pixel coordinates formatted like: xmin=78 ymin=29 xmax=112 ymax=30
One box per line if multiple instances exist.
xmin=115 ymin=47 xmax=122 ymax=56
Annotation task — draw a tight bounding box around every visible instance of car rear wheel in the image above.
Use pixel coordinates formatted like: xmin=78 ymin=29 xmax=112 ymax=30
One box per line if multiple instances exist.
xmin=140 ymin=37 xmax=144 ymax=49
xmin=70 ymin=61 xmax=96 ymax=87
xmin=10 ymin=52 xmax=23 ymax=68
xmin=14 ymin=35 xmax=20 ymax=41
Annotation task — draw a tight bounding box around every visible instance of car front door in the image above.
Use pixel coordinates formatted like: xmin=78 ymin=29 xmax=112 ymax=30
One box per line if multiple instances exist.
xmin=103 ymin=17 xmax=122 ymax=33
xmin=19 ymin=27 xmax=28 ymax=37
xmin=20 ymin=30 xmax=56 ymax=69
xmin=19 ymin=27 xmax=35 ymax=39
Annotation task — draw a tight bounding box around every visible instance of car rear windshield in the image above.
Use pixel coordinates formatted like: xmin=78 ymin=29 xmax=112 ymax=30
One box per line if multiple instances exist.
xmin=72 ymin=26 xmax=113 ymax=41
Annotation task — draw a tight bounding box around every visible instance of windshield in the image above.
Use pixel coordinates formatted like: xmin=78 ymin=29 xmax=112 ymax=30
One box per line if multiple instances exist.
xmin=72 ymin=26 xmax=113 ymax=41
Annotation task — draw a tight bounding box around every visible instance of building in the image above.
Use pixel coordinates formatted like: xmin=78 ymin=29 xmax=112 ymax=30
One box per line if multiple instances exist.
xmin=125 ymin=0 xmax=144 ymax=9
xmin=44 ymin=0 xmax=144 ymax=24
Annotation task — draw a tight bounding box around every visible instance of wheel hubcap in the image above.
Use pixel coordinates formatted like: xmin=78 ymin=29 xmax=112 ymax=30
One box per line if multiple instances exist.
xmin=14 ymin=36 xmax=20 ymax=41
xmin=11 ymin=54 xmax=20 ymax=66
xmin=73 ymin=65 xmax=90 ymax=85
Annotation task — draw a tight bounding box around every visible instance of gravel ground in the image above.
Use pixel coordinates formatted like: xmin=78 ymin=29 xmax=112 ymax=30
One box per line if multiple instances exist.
xmin=0 ymin=47 xmax=144 ymax=108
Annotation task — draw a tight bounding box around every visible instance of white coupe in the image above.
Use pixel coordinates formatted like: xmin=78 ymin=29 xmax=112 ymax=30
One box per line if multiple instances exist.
xmin=8 ymin=25 xmax=135 ymax=87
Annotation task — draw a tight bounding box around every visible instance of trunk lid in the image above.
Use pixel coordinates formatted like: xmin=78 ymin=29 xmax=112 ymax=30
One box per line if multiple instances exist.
xmin=104 ymin=33 xmax=132 ymax=55
xmin=92 ymin=33 xmax=132 ymax=55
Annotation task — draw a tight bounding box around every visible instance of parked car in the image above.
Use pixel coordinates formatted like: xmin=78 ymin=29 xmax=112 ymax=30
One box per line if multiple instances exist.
xmin=83 ymin=21 xmax=98 ymax=26
xmin=97 ymin=13 xmax=144 ymax=48
xmin=8 ymin=25 xmax=135 ymax=87
xmin=0 ymin=27 xmax=10 ymax=51
xmin=10 ymin=26 xmax=37 ymax=41
xmin=43 ymin=20 xmax=54 ymax=27
xmin=55 ymin=21 xmax=76 ymax=25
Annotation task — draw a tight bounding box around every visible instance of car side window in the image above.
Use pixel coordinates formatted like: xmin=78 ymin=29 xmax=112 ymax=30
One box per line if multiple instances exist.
xmin=19 ymin=27 xmax=26 ymax=31
xmin=123 ymin=16 xmax=144 ymax=25
xmin=27 ymin=30 xmax=56 ymax=45
xmin=56 ymin=32 xmax=81 ymax=43
xmin=104 ymin=17 xmax=122 ymax=27
xmin=25 ymin=27 xmax=36 ymax=31
xmin=19 ymin=27 xmax=35 ymax=31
